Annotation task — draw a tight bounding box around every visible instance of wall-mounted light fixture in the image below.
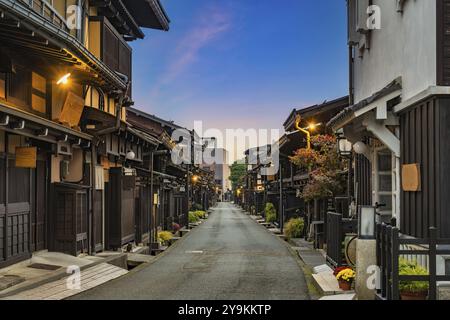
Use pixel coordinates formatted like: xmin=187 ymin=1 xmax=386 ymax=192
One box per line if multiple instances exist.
xmin=126 ymin=150 xmax=136 ymax=160
xmin=337 ymin=136 xmax=353 ymax=157
xmin=353 ymin=141 xmax=371 ymax=160
xmin=57 ymin=73 xmax=71 ymax=85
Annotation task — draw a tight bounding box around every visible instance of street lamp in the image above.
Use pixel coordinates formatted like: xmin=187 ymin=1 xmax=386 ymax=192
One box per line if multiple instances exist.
xmin=295 ymin=115 xmax=321 ymax=150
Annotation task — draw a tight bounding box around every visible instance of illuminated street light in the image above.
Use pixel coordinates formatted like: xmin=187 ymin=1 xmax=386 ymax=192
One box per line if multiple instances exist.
xmin=57 ymin=73 xmax=71 ymax=85
xmin=295 ymin=115 xmax=322 ymax=150
xmin=192 ymin=175 xmax=199 ymax=183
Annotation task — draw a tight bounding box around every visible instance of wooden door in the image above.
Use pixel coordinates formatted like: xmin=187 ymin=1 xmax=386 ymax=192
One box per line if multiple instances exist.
xmin=31 ymin=159 xmax=46 ymax=252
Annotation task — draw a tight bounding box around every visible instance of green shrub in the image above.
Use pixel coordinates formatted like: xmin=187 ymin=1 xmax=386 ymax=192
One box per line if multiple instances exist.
xmin=265 ymin=203 xmax=276 ymax=223
xmin=284 ymin=218 xmax=304 ymax=240
xmin=398 ymin=259 xmax=429 ymax=293
xmin=189 ymin=212 xmax=199 ymax=223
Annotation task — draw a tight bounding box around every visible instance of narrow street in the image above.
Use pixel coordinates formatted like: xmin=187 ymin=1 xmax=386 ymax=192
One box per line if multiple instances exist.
xmin=71 ymin=203 xmax=310 ymax=300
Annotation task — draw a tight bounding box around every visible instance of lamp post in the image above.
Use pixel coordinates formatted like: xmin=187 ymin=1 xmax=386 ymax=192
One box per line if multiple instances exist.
xmin=337 ymin=135 xmax=354 ymax=204
xmin=294 ymin=115 xmax=321 ymax=150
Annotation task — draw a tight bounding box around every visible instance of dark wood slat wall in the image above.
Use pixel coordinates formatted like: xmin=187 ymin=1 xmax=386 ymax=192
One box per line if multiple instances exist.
xmin=399 ymin=97 xmax=450 ymax=238
xmin=355 ymin=153 xmax=372 ymax=206
xmin=439 ymin=99 xmax=450 ymax=237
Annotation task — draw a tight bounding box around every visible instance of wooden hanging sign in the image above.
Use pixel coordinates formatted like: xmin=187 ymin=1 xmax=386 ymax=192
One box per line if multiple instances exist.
xmin=402 ymin=163 xmax=421 ymax=192
xmin=59 ymin=91 xmax=85 ymax=128
xmin=15 ymin=147 xmax=37 ymax=168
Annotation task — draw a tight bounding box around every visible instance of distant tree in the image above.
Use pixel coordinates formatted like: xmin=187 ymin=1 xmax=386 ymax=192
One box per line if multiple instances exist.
xmin=289 ymin=134 xmax=347 ymax=201
xmin=229 ymin=160 xmax=247 ymax=189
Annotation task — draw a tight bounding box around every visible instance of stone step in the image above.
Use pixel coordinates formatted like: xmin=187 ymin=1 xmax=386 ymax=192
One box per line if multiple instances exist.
xmin=3 ymin=263 xmax=128 ymax=300
xmin=312 ymin=270 xmax=351 ymax=296
xmin=179 ymin=228 xmax=190 ymax=237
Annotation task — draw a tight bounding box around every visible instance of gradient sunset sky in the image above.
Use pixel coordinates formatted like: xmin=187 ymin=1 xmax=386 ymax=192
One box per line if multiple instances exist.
xmin=131 ymin=0 xmax=348 ymax=156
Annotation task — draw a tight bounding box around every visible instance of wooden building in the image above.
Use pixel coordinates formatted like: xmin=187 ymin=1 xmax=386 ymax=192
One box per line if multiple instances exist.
xmin=0 ymin=0 xmax=169 ymax=267
xmin=242 ymin=97 xmax=348 ymax=244
xmin=327 ymin=0 xmax=450 ymax=298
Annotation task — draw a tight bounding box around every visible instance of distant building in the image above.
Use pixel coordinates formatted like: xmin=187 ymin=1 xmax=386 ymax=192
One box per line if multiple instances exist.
xmin=201 ymin=148 xmax=231 ymax=201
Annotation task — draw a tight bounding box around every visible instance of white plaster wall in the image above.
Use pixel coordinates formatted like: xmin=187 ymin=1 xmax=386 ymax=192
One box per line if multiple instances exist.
xmin=354 ymin=0 xmax=436 ymax=103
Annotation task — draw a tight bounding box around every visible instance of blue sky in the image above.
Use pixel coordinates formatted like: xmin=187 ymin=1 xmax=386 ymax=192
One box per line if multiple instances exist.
xmin=131 ymin=0 xmax=348 ymax=135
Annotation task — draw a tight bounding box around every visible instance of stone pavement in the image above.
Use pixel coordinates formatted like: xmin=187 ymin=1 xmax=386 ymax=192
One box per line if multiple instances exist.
xmin=70 ymin=203 xmax=310 ymax=300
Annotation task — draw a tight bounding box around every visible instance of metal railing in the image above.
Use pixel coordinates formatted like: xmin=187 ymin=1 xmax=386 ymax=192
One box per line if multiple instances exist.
xmin=376 ymin=223 xmax=450 ymax=300
xmin=18 ymin=0 xmax=69 ymax=32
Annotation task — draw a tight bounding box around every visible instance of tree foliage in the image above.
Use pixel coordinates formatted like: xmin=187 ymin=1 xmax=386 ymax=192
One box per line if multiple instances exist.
xmin=229 ymin=160 xmax=247 ymax=189
xmin=289 ymin=134 xmax=347 ymax=201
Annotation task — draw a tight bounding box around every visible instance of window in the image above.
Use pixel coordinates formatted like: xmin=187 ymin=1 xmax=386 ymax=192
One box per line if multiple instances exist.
xmin=9 ymin=66 xmax=31 ymax=107
xmin=31 ymin=72 xmax=46 ymax=114
xmin=375 ymin=149 xmax=393 ymax=215
xmin=0 ymin=73 xmax=5 ymax=99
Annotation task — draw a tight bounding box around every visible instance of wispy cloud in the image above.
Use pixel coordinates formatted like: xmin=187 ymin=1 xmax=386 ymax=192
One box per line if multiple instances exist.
xmin=150 ymin=5 xmax=232 ymax=98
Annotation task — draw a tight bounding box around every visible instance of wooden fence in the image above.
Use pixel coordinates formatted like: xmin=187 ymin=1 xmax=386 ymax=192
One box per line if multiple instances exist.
xmin=376 ymin=223 xmax=450 ymax=300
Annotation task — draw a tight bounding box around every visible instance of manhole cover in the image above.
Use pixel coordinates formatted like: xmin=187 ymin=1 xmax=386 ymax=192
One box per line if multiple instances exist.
xmin=28 ymin=263 xmax=62 ymax=271
xmin=0 ymin=275 xmax=25 ymax=290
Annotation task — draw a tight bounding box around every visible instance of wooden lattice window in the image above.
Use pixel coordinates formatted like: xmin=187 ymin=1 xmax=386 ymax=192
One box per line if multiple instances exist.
xmin=9 ymin=65 xmax=31 ymax=107
xmin=0 ymin=73 xmax=5 ymax=99
xmin=31 ymin=72 xmax=46 ymax=114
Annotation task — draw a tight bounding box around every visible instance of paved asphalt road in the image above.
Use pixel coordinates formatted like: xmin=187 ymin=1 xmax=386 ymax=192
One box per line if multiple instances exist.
xmin=71 ymin=202 xmax=310 ymax=300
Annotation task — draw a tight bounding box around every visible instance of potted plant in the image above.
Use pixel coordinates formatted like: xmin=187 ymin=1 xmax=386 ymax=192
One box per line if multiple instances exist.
xmin=398 ymin=259 xmax=429 ymax=300
xmin=333 ymin=266 xmax=351 ymax=277
xmin=157 ymin=231 xmax=173 ymax=246
xmin=172 ymin=223 xmax=181 ymax=234
xmin=336 ymin=268 xmax=355 ymax=291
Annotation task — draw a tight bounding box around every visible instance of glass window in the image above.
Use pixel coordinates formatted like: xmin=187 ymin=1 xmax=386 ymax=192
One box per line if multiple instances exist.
xmin=378 ymin=195 xmax=392 ymax=211
xmin=31 ymin=72 xmax=47 ymax=114
xmin=379 ymin=174 xmax=392 ymax=192
xmin=378 ymin=153 xmax=392 ymax=171
xmin=9 ymin=66 xmax=31 ymax=106
xmin=0 ymin=73 xmax=5 ymax=99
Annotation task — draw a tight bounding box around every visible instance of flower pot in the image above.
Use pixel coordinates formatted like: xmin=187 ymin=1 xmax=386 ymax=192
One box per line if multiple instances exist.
xmin=400 ymin=291 xmax=428 ymax=300
xmin=338 ymin=280 xmax=352 ymax=291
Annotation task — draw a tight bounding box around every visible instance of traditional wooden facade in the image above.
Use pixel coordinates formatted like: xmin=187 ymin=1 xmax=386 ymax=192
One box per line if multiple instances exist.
xmin=0 ymin=0 xmax=170 ymax=267
xmin=242 ymin=97 xmax=348 ymax=244
xmin=127 ymin=108 xmax=190 ymax=235
xmin=327 ymin=0 xmax=450 ymax=298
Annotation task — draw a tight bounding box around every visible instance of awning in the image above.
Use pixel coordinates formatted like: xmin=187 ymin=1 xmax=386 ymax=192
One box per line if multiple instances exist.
xmin=327 ymin=78 xmax=402 ymax=131
xmin=0 ymin=101 xmax=92 ymax=145
xmin=127 ymin=127 xmax=160 ymax=146
xmin=0 ymin=0 xmax=127 ymax=91
xmin=122 ymin=0 xmax=170 ymax=31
